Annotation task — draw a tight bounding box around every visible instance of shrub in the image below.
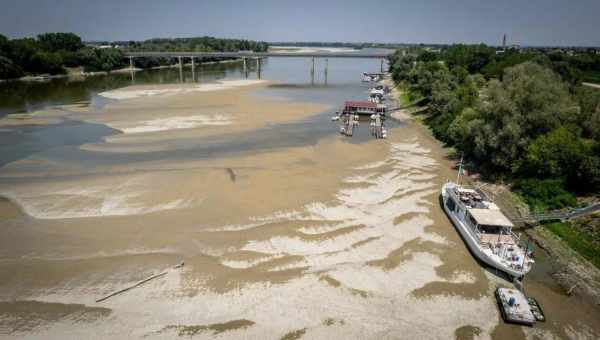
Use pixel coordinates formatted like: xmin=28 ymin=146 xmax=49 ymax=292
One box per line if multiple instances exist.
xmin=514 ymin=178 xmax=576 ymax=212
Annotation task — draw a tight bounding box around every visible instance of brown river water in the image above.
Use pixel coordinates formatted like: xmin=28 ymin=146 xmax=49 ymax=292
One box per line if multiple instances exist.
xmin=0 ymin=54 xmax=598 ymax=339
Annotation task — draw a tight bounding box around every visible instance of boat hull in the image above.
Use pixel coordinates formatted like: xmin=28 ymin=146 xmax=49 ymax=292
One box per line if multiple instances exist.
xmin=441 ymin=183 xmax=526 ymax=278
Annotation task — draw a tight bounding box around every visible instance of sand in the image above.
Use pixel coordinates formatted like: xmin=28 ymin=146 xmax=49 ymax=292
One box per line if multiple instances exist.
xmin=1 ymin=80 xmax=599 ymax=339
xmin=73 ymin=80 xmax=329 ymax=153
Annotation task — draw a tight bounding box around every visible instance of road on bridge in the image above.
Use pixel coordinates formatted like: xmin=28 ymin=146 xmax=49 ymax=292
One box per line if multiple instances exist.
xmin=123 ymin=51 xmax=394 ymax=59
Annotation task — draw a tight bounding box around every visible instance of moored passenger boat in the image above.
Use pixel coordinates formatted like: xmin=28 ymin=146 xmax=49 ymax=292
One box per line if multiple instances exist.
xmin=441 ymin=163 xmax=534 ymax=278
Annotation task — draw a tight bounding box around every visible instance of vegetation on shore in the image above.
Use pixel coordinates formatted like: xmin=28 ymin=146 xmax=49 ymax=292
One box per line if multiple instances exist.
xmin=0 ymin=32 xmax=126 ymax=77
xmin=0 ymin=33 xmax=269 ymax=79
xmin=389 ymin=45 xmax=600 ymax=267
xmin=389 ymin=45 xmax=600 ymax=205
xmin=126 ymin=36 xmax=268 ymax=53
xmin=545 ymin=218 xmax=600 ymax=270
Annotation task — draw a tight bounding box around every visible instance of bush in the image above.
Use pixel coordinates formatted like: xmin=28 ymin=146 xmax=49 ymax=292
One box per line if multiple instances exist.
xmin=29 ymin=51 xmax=65 ymax=74
xmin=77 ymin=47 xmax=124 ymax=72
xmin=0 ymin=55 xmax=23 ymax=79
xmin=545 ymin=222 xmax=600 ymax=270
xmin=37 ymin=32 xmax=83 ymax=52
xmin=514 ymin=178 xmax=576 ymax=212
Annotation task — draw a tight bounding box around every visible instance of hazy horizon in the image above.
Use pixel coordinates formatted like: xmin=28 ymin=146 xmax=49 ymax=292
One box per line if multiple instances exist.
xmin=1 ymin=0 xmax=599 ymax=47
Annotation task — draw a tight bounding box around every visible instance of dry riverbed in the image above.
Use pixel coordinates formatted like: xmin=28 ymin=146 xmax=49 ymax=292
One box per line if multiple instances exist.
xmin=0 ymin=79 xmax=599 ymax=339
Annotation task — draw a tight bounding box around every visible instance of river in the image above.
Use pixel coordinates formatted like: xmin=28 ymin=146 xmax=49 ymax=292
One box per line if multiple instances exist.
xmin=0 ymin=49 xmax=598 ymax=339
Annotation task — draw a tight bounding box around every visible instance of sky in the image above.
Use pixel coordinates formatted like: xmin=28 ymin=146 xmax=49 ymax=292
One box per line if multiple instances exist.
xmin=1 ymin=0 xmax=599 ymax=46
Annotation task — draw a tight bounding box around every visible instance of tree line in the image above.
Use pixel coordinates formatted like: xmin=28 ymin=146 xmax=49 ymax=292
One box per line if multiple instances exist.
xmin=126 ymin=36 xmax=268 ymax=53
xmin=389 ymin=45 xmax=600 ymax=211
xmin=0 ymin=33 xmax=270 ymax=79
xmin=0 ymin=32 xmax=127 ymax=78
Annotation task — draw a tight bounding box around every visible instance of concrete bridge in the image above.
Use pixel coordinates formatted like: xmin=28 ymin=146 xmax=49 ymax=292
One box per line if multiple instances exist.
xmin=123 ymin=50 xmax=393 ymax=83
xmin=124 ymin=50 xmax=393 ymax=59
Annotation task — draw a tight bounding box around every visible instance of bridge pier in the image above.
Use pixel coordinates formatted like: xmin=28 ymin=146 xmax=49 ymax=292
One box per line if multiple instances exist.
xmin=324 ymin=58 xmax=328 ymax=85
xmin=256 ymin=58 xmax=261 ymax=79
xmin=242 ymin=57 xmax=247 ymax=78
xmin=129 ymin=56 xmax=135 ymax=83
xmin=178 ymin=56 xmax=183 ymax=83
xmin=191 ymin=57 xmax=195 ymax=82
xmin=312 ymin=57 xmax=315 ymax=84
xmin=198 ymin=57 xmax=202 ymax=83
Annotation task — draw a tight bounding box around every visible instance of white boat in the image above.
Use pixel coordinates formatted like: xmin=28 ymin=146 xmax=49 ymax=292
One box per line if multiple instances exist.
xmin=441 ymin=161 xmax=534 ymax=278
xmin=369 ymin=88 xmax=384 ymax=94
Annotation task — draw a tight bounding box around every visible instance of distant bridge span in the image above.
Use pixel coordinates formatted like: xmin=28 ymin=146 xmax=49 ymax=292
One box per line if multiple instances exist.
xmin=123 ymin=51 xmax=394 ymax=59
xmin=123 ymin=51 xmax=393 ymax=83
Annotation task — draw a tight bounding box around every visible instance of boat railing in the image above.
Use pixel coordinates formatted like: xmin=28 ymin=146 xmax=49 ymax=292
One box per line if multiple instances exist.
xmin=509 ymin=230 xmax=521 ymax=242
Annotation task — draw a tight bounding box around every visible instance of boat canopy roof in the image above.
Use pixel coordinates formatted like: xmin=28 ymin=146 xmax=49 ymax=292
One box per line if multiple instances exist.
xmin=345 ymin=101 xmax=377 ymax=108
xmin=468 ymin=208 xmax=514 ymax=227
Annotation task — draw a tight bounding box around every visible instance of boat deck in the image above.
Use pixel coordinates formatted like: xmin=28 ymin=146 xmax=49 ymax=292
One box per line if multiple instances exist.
xmin=479 ymin=233 xmax=515 ymax=245
xmin=496 ymin=288 xmax=536 ymax=326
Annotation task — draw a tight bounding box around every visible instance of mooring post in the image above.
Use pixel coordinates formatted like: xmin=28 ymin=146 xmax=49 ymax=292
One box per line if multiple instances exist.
xmin=324 ymin=58 xmax=328 ymax=85
xmin=191 ymin=57 xmax=195 ymax=82
xmin=178 ymin=56 xmax=183 ymax=82
xmin=380 ymin=59 xmax=384 ymax=73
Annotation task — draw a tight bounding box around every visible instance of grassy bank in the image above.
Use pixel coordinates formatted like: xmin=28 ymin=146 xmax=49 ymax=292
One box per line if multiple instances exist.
xmin=544 ymin=219 xmax=600 ymax=270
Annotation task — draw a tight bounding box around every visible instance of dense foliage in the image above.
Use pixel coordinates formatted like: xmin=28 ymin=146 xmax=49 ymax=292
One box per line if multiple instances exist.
xmin=389 ymin=45 xmax=600 ymax=211
xmin=126 ymin=36 xmax=268 ymax=53
xmin=0 ymin=33 xmax=270 ymax=78
xmin=0 ymin=32 xmax=124 ymax=77
xmin=545 ymin=221 xmax=600 ymax=270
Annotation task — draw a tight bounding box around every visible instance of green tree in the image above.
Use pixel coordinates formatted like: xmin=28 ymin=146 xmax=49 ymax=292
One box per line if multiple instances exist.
xmin=463 ymin=62 xmax=575 ymax=172
xmin=444 ymin=44 xmax=496 ymax=74
xmin=515 ymin=178 xmax=577 ymax=211
xmin=37 ymin=32 xmax=83 ymax=52
xmin=521 ymin=127 xmax=590 ymax=185
xmin=0 ymin=55 xmax=23 ymax=79
xmin=29 ymin=51 xmax=65 ymax=74
xmin=574 ymin=86 xmax=600 ymax=140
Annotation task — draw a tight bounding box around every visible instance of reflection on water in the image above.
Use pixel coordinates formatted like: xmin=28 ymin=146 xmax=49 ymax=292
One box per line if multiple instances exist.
xmin=0 ymin=120 xmax=118 ymax=168
xmin=0 ymin=53 xmax=392 ymax=170
xmin=0 ymin=51 xmax=389 ymax=117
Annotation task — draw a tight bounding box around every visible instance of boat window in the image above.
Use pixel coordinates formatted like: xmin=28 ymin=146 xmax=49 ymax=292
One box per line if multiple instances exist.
xmin=479 ymin=224 xmax=501 ymax=234
xmin=446 ymin=196 xmax=456 ymax=212
xmin=468 ymin=214 xmax=477 ymax=227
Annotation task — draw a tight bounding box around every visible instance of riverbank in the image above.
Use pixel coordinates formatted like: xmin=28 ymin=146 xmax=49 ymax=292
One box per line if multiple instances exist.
xmin=0 ymin=71 xmax=500 ymax=339
xmin=0 ymin=57 xmax=246 ymax=83
xmin=2 ymin=61 xmax=599 ymax=338
xmin=390 ymin=79 xmax=600 ymax=336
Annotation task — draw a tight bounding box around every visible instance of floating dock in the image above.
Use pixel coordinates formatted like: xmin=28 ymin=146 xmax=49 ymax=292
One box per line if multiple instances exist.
xmin=495 ymin=287 xmax=536 ymax=326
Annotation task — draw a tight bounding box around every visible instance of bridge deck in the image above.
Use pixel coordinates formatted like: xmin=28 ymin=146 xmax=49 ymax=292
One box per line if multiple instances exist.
xmin=124 ymin=51 xmax=392 ymax=59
